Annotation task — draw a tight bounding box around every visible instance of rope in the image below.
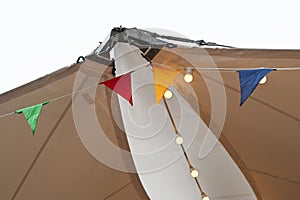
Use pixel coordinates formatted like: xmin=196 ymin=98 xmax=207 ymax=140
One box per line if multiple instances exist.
xmin=0 ymin=63 xmax=152 ymax=119
xmin=152 ymin=63 xmax=300 ymax=71
xmin=0 ymin=112 xmax=15 ymax=119
xmin=0 ymin=83 xmax=99 ymax=118
xmin=145 ymin=30 xmax=235 ymax=48
xmin=1 ymin=62 xmax=300 ymax=118
xmin=162 ymin=97 xmax=205 ymax=196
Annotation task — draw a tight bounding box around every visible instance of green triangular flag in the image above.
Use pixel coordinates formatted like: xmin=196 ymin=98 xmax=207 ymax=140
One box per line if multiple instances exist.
xmin=16 ymin=102 xmax=48 ymax=135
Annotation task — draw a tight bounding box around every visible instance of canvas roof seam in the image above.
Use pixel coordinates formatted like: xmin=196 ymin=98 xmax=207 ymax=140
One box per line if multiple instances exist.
xmin=102 ymin=182 xmax=132 ymax=200
xmin=219 ymin=134 xmax=263 ymax=200
xmin=201 ymin=74 xmax=300 ymax=123
xmin=10 ymin=100 xmax=72 ymax=200
xmin=244 ymin=167 xmax=300 ymax=185
xmin=103 ymin=87 xmax=150 ymax=200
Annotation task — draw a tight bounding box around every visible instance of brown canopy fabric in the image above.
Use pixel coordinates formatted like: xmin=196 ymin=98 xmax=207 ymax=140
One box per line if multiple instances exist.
xmin=0 ymin=47 xmax=300 ymax=200
xmin=152 ymin=47 xmax=300 ymax=199
xmin=0 ymin=61 xmax=149 ymax=200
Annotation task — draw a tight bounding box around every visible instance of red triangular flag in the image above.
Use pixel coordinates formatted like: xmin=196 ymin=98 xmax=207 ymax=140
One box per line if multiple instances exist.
xmin=100 ymin=72 xmax=133 ymax=105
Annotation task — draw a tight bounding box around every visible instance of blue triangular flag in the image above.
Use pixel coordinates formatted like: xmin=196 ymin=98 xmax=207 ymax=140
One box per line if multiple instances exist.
xmin=238 ymin=69 xmax=273 ymax=106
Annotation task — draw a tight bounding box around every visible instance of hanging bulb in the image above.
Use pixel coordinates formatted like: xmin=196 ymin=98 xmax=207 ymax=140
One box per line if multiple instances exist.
xmin=175 ymin=133 xmax=184 ymax=145
xmin=184 ymin=74 xmax=193 ymax=83
xmin=184 ymin=68 xmax=193 ymax=83
xmin=259 ymin=76 xmax=267 ymax=84
xmin=164 ymin=89 xmax=173 ymax=99
xmin=190 ymin=167 xmax=199 ymax=178
xmin=202 ymin=192 xmax=209 ymax=200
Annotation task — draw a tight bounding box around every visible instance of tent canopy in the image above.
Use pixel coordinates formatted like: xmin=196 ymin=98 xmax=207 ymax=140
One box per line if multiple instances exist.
xmin=1 ymin=27 xmax=300 ymax=200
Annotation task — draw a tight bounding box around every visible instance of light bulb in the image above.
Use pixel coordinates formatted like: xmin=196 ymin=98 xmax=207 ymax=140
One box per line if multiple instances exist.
xmin=190 ymin=168 xmax=199 ymax=178
xmin=184 ymin=74 xmax=193 ymax=83
xmin=184 ymin=68 xmax=193 ymax=83
xmin=259 ymin=76 xmax=267 ymax=84
xmin=175 ymin=134 xmax=184 ymax=145
xmin=202 ymin=195 xmax=209 ymax=200
xmin=202 ymin=192 xmax=209 ymax=200
xmin=164 ymin=90 xmax=173 ymax=99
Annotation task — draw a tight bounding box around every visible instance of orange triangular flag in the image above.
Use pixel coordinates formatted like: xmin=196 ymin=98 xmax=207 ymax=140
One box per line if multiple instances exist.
xmin=153 ymin=65 xmax=178 ymax=104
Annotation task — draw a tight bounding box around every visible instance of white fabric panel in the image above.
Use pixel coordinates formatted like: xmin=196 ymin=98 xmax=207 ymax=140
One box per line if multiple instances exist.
xmin=113 ymin=43 xmax=256 ymax=200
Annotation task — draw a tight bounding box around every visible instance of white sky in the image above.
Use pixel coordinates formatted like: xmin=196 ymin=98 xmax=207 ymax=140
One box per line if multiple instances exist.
xmin=0 ymin=0 xmax=299 ymax=94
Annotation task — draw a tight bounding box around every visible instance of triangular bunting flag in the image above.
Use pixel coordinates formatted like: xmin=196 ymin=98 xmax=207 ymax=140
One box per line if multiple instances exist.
xmin=238 ymin=68 xmax=273 ymax=106
xmin=100 ymin=72 xmax=133 ymax=105
xmin=153 ymin=65 xmax=179 ymax=104
xmin=15 ymin=102 xmax=48 ymax=135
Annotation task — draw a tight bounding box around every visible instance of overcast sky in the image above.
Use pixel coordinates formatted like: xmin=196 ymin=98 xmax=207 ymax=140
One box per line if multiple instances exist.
xmin=0 ymin=0 xmax=299 ymax=94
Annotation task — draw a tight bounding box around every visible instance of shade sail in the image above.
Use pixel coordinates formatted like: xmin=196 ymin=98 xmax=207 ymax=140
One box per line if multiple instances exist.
xmin=1 ymin=31 xmax=300 ymax=199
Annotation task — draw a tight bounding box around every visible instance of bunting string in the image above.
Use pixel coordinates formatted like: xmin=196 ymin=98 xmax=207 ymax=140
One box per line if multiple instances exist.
xmin=0 ymin=63 xmax=148 ymax=120
xmin=0 ymin=60 xmax=299 ymax=196
xmin=0 ymin=111 xmax=15 ymax=119
xmin=1 ymin=62 xmax=300 ymax=119
xmin=0 ymin=83 xmax=99 ymax=119
xmin=151 ymin=63 xmax=300 ymax=105
xmin=152 ymin=62 xmax=300 ymax=71
xmin=193 ymin=67 xmax=300 ymax=71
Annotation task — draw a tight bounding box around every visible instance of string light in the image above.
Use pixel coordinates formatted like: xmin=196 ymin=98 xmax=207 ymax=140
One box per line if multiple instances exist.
xmin=259 ymin=76 xmax=267 ymax=84
xmin=162 ymin=96 xmax=207 ymax=199
xmin=175 ymin=133 xmax=184 ymax=145
xmin=190 ymin=167 xmax=199 ymax=178
xmin=164 ymin=89 xmax=173 ymax=99
xmin=184 ymin=67 xmax=193 ymax=83
xmin=202 ymin=192 xmax=209 ymax=200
